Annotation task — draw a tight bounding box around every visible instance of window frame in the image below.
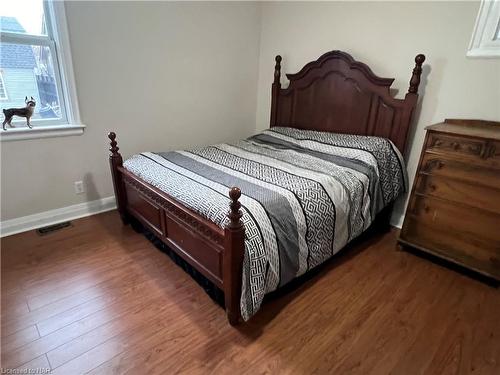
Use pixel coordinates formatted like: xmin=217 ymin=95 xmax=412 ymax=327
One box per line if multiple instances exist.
xmin=0 ymin=0 xmax=84 ymax=141
xmin=467 ymin=0 xmax=500 ymax=58
xmin=0 ymin=71 xmax=8 ymax=100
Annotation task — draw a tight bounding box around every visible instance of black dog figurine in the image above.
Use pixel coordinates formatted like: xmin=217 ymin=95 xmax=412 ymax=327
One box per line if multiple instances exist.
xmin=2 ymin=96 xmax=36 ymax=130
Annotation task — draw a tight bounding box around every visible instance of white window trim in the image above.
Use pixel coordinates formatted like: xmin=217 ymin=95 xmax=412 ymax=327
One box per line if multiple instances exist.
xmin=0 ymin=71 xmax=8 ymax=100
xmin=1 ymin=1 xmax=85 ymax=142
xmin=467 ymin=0 xmax=500 ymax=58
xmin=0 ymin=124 xmax=85 ymax=141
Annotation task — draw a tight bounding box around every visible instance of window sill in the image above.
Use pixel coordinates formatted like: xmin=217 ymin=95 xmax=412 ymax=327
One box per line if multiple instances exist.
xmin=466 ymin=48 xmax=500 ymax=58
xmin=0 ymin=124 xmax=86 ymax=142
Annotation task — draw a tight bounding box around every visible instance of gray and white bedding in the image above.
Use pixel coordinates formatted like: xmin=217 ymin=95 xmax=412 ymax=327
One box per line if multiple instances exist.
xmin=123 ymin=127 xmax=407 ymax=320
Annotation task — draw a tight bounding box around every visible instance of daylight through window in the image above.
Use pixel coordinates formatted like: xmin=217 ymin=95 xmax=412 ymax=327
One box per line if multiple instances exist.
xmin=0 ymin=0 xmax=68 ymax=126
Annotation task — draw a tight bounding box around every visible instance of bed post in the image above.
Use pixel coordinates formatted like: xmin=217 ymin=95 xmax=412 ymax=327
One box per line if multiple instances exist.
xmin=399 ymin=54 xmax=426 ymax=154
xmin=408 ymin=54 xmax=425 ymax=94
xmin=108 ymin=132 xmax=128 ymax=225
xmin=270 ymin=55 xmax=282 ymax=127
xmin=224 ymin=187 xmax=245 ymax=326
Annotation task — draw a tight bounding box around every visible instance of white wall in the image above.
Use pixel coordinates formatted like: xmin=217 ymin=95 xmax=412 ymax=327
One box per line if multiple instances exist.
xmin=255 ymin=1 xmax=500 ymax=226
xmin=0 ymin=2 xmax=261 ymax=220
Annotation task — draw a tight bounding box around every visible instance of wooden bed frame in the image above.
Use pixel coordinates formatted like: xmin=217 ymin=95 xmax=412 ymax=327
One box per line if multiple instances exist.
xmin=108 ymin=50 xmax=425 ymax=325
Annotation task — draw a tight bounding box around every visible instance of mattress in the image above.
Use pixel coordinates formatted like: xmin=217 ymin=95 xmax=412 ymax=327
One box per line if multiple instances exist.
xmin=123 ymin=127 xmax=407 ymax=320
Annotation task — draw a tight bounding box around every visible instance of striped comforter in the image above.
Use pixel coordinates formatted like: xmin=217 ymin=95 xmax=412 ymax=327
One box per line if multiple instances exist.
xmin=123 ymin=127 xmax=407 ymax=320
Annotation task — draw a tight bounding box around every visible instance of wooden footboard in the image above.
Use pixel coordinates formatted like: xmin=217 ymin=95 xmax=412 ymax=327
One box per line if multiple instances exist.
xmin=108 ymin=133 xmax=245 ymax=325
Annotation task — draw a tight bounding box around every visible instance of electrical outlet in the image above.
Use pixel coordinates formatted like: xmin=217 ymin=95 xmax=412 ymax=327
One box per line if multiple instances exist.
xmin=74 ymin=181 xmax=85 ymax=194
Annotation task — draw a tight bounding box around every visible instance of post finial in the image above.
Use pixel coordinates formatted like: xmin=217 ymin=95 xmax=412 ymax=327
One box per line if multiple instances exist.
xmin=108 ymin=131 xmax=120 ymax=156
xmin=408 ymin=54 xmax=425 ymax=94
xmin=274 ymin=55 xmax=282 ymax=84
xmin=228 ymin=187 xmax=243 ymax=229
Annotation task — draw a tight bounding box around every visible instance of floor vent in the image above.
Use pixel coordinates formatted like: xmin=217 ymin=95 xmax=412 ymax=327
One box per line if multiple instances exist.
xmin=36 ymin=221 xmax=72 ymax=236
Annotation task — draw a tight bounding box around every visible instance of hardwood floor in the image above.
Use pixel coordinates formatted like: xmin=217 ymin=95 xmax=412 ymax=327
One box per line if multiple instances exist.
xmin=1 ymin=210 xmax=499 ymax=374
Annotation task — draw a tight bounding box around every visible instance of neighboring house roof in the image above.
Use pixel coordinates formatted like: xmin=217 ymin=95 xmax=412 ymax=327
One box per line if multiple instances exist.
xmin=1 ymin=16 xmax=26 ymax=33
xmin=0 ymin=17 xmax=37 ymax=69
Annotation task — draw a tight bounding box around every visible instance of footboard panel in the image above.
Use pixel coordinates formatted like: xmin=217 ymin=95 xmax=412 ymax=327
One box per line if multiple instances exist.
xmin=125 ymin=181 xmax=164 ymax=237
xmin=165 ymin=216 xmax=223 ymax=286
xmin=121 ymin=168 xmax=225 ymax=287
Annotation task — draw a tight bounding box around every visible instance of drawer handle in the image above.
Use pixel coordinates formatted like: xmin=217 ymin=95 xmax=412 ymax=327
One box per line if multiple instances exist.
xmin=481 ymin=144 xmax=496 ymax=159
xmin=480 ymin=146 xmax=488 ymax=159
xmin=435 ymin=140 xmax=443 ymax=146
xmin=451 ymin=142 xmax=460 ymax=150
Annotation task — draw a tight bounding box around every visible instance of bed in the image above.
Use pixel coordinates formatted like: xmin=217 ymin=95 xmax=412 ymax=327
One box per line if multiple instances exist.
xmin=107 ymin=50 xmax=425 ymax=325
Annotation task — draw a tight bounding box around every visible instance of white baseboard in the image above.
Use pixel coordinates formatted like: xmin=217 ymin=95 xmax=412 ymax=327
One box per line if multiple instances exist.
xmin=0 ymin=196 xmax=117 ymax=238
xmin=390 ymin=213 xmax=404 ymax=229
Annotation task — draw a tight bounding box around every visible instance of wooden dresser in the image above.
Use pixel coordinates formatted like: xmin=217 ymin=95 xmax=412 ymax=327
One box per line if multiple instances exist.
xmin=399 ymin=119 xmax=500 ymax=281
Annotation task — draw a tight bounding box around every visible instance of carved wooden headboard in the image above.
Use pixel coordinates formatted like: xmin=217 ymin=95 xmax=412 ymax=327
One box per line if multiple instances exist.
xmin=270 ymin=50 xmax=425 ymax=155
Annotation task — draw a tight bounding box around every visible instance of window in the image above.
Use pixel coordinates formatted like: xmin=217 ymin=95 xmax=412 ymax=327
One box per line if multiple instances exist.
xmin=0 ymin=72 xmax=7 ymax=100
xmin=0 ymin=0 xmax=84 ymax=140
xmin=468 ymin=0 xmax=500 ymax=57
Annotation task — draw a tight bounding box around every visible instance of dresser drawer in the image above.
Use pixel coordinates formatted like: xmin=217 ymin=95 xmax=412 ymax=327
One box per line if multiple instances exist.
xmin=421 ymin=153 xmax=500 ymax=190
xmin=427 ymin=132 xmax=486 ymax=159
xmin=416 ymin=174 xmax=500 ymax=214
xmin=402 ymin=196 xmax=500 ymax=278
xmin=402 ymin=217 xmax=500 ymax=280
xmin=408 ymin=195 xmax=500 ymax=243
